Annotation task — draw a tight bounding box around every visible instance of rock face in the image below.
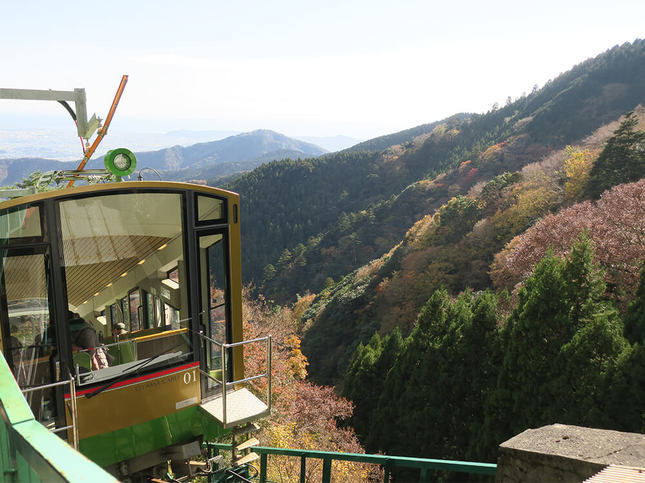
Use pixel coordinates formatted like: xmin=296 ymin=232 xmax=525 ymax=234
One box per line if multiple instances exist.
xmin=496 ymin=424 xmax=645 ymax=482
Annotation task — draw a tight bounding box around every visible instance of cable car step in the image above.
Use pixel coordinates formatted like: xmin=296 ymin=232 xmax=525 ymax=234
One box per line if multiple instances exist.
xmin=199 ymin=388 xmax=269 ymax=428
xmin=208 ymin=454 xmax=224 ymax=466
xmin=234 ymin=437 xmax=259 ymax=452
xmin=232 ymin=422 xmax=261 ymax=437
xmin=233 ymin=452 xmax=260 ymax=467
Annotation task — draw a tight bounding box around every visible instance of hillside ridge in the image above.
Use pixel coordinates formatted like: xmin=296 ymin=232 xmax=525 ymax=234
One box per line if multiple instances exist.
xmin=231 ymin=40 xmax=645 ymax=303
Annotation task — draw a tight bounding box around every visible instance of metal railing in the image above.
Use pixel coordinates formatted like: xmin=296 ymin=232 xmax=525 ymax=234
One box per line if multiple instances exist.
xmin=21 ymin=376 xmax=79 ymax=449
xmin=198 ymin=332 xmax=272 ymax=426
xmin=207 ymin=443 xmax=497 ymax=482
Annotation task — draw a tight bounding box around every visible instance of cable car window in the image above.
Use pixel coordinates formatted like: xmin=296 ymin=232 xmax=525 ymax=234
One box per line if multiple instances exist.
xmin=121 ymin=297 xmax=130 ymax=331
xmin=0 ymin=206 xmax=41 ymax=241
xmin=164 ymin=302 xmax=180 ymax=330
xmin=128 ymin=289 xmax=141 ymax=332
xmin=109 ymin=303 xmax=120 ymax=329
xmin=167 ymin=266 xmax=179 ymax=283
xmin=0 ymin=250 xmax=56 ymax=423
xmin=197 ymin=195 xmax=225 ymax=222
xmin=144 ymin=290 xmax=153 ymax=329
xmin=58 ymin=192 xmax=191 ymax=385
xmin=155 ymin=295 xmax=162 ymax=327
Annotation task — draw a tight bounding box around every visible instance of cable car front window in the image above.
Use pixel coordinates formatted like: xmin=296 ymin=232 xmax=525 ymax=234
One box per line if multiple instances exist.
xmin=58 ymin=192 xmax=192 ymax=385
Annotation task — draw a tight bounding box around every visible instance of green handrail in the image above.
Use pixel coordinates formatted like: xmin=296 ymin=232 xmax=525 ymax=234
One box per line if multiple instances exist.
xmin=207 ymin=442 xmax=496 ymax=482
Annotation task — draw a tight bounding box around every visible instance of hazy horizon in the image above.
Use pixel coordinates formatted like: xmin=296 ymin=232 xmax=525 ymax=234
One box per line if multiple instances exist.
xmin=2 ymin=0 xmax=644 ymax=158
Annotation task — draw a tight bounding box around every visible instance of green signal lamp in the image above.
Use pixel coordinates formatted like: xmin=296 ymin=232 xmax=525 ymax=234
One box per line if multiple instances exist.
xmin=104 ymin=148 xmax=137 ymax=179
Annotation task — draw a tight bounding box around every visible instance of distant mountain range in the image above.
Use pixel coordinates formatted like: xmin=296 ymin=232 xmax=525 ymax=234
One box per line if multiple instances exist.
xmin=0 ymin=129 xmax=328 ymax=186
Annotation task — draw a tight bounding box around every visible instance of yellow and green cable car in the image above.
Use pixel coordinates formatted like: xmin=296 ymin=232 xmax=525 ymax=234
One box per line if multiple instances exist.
xmin=0 ymin=181 xmax=270 ymax=480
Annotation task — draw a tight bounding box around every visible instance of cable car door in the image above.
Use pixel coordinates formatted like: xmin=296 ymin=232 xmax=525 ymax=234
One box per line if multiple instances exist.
xmin=197 ymin=231 xmax=230 ymax=400
xmin=0 ymin=247 xmax=60 ymax=426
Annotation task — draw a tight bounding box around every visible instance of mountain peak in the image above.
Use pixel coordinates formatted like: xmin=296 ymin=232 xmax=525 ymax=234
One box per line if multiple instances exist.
xmin=0 ymin=130 xmax=328 ymax=186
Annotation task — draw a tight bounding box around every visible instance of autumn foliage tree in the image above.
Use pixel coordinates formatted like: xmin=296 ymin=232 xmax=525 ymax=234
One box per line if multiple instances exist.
xmin=491 ymin=179 xmax=645 ymax=304
xmin=563 ymin=146 xmax=596 ymax=204
xmin=240 ymin=292 xmax=372 ymax=482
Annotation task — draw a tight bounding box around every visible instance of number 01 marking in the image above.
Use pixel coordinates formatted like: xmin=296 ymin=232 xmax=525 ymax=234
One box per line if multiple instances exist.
xmin=183 ymin=370 xmax=197 ymax=384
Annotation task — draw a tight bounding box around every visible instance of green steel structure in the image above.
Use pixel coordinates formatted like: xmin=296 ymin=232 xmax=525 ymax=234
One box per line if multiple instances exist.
xmin=0 ymin=350 xmax=116 ymax=482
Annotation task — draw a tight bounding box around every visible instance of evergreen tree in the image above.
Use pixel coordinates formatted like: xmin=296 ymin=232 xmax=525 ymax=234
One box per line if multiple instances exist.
xmin=552 ymin=307 xmax=626 ymax=425
xmin=368 ymin=289 xmax=451 ymax=453
xmin=485 ymin=235 xmax=627 ymax=448
xmin=263 ymin=263 xmax=276 ymax=282
xmin=608 ymin=266 xmax=645 ymax=432
xmin=587 ymin=111 xmax=645 ymax=198
xmin=562 ymin=231 xmax=607 ymax=326
xmin=368 ymin=289 xmax=502 ymax=462
xmin=277 ymin=248 xmax=292 ymax=268
xmin=343 ymin=328 xmax=403 ymax=445
xmin=605 ymin=343 xmax=645 ymax=432
xmin=624 ymin=267 xmax=645 ymax=345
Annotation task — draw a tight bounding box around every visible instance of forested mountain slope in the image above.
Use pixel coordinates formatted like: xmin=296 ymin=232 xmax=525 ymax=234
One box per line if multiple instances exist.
xmin=300 ymin=108 xmax=645 ymax=468
xmin=227 ymin=115 xmax=469 ymax=287
xmin=232 ymin=40 xmax=645 ymax=303
xmin=301 ymin=107 xmax=645 ymax=386
xmin=342 ymin=113 xmax=470 ymax=153
xmin=221 ymin=40 xmax=645 ymax=473
xmin=342 ymin=241 xmax=645 ymax=463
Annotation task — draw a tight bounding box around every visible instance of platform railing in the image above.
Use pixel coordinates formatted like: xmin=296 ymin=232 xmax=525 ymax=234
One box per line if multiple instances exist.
xmin=197 ymin=332 xmax=272 ymax=426
xmin=207 ymin=443 xmax=497 ymax=482
xmin=20 ymin=376 xmax=79 ymax=450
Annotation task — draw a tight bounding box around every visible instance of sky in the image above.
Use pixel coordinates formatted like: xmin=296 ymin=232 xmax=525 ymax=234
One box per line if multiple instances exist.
xmin=1 ymin=0 xmax=644 ymax=153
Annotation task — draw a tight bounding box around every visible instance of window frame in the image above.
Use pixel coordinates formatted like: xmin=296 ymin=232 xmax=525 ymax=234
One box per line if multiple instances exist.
xmin=53 ymin=188 xmax=195 ymax=387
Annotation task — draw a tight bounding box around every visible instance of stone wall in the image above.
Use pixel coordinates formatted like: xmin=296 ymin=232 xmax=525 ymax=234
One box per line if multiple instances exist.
xmin=496 ymin=424 xmax=645 ymax=482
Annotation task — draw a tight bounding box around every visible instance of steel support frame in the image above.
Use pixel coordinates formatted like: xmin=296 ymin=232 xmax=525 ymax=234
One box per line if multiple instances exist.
xmin=0 ymin=87 xmax=97 ymax=138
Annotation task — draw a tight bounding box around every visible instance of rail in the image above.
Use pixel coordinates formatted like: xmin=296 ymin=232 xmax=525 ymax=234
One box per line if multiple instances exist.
xmin=207 ymin=443 xmax=497 ymax=482
xmin=197 ymin=332 xmax=272 ymax=427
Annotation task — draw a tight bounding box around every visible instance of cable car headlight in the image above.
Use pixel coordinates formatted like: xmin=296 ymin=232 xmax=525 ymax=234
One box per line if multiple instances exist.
xmin=104 ymin=148 xmax=137 ymax=178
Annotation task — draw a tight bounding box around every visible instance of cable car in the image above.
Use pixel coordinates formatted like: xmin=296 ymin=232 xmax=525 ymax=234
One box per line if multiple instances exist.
xmin=0 ymin=182 xmax=271 ymax=480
